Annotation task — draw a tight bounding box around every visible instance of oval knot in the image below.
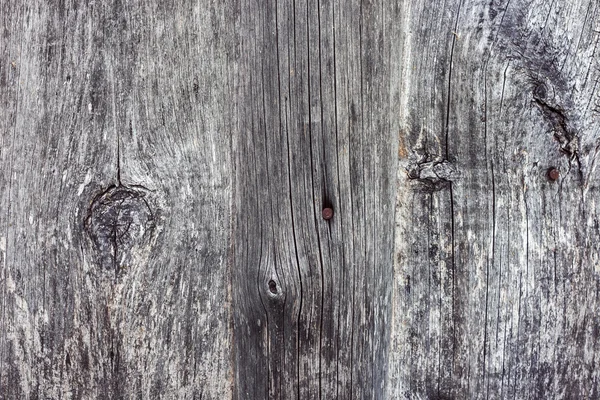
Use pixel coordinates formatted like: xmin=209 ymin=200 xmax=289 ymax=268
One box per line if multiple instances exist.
xmin=86 ymin=186 xmax=155 ymax=276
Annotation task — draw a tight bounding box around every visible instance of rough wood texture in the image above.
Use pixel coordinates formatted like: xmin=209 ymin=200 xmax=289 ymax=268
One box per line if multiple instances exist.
xmin=391 ymin=0 xmax=600 ymax=398
xmin=0 ymin=1 xmax=235 ymax=398
xmin=2 ymin=0 xmax=600 ymax=399
xmin=233 ymin=0 xmax=397 ymax=398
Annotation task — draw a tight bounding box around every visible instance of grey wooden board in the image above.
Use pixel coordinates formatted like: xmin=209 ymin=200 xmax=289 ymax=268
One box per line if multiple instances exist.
xmin=390 ymin=0 xmax=600 ymax=398
xmin=233 ymin=0 xmax=396 ymax=398
xmin=1 ymin=0 xmax=600 ymax=399
xmin=0 ymin=1 xmax=235 ymax=398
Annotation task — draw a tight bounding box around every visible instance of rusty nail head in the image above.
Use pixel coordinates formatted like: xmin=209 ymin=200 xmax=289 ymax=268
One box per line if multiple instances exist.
xmin=322 ymin=207 xmax=334 ymax=220
xmin=547 ymin=167 xmax=559 ymax=181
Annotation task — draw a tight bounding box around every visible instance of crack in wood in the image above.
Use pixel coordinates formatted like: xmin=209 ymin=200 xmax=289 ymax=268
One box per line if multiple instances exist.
xmin=532 ymin=94 xmax=585 ymax=182
xmin=532 ymin=96 xmax=578 ymax=156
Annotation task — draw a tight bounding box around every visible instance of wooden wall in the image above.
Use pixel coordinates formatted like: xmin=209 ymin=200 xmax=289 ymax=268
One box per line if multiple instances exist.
xmin=1 ymin=0 xmax=599 ymax=398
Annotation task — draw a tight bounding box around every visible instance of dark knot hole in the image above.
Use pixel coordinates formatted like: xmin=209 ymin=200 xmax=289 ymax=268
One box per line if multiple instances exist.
xmin=268 ymin=280 xmax=278 ymax=294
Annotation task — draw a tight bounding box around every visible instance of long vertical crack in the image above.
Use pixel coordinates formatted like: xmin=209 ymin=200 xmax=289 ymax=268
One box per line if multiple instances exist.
xmin=445 ymin=2 xmax=463 ymax=390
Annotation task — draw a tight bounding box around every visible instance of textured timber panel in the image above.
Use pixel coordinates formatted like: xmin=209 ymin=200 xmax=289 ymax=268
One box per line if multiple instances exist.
xmin=0 ymin=1 xmax=236 ymax=398
xmin=390 ymin=0 xmax=600 ymax=398
xmin=2 ymin=0 xmax=600 ymax=399
xmin=232 ymin=0 xmax=398 ymax=398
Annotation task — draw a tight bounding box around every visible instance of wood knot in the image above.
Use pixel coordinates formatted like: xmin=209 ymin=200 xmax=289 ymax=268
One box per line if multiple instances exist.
xmin=85 ymin=186 xmax=155 ymax=276
xmin=268 ymin=280 xmax=278 ymax=294
xmin=407 ymin=159 xmax=459 ymax=191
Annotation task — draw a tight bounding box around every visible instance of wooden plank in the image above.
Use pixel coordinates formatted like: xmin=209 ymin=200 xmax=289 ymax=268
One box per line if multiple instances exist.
xmin=232 ymin=0 xmax=398 ymax=398
xmin=389 ymin=0 xmax=600 ymax=398
xmin=0 ymin=1 xmax=235 ymax=398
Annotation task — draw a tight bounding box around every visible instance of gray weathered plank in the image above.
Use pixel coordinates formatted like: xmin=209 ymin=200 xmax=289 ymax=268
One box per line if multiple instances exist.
xmin=0 ymin=1 xmax=235 ymax=398
xmin=389 ymin=0 xmax=600 ymax=398
xmin=233 ymin=0 xmax=398 ymax=398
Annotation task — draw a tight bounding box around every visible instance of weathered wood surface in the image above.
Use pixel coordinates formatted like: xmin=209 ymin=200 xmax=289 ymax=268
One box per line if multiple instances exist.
xmin=233 ymin=0 xmax=396 ymax=398
xmin=0 ymin=1 xmax=236 ymax=398
xmin=1 ymin=0 xmax=600 ymax=399
xmin=391 ymin=0 xmax=600 ymax=398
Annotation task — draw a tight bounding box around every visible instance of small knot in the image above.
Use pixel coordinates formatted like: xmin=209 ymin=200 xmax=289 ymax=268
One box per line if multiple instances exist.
xmin=407 ymin=159 xmax=459 ymax=191
xmin=85 ymin=186 xmax=155 ymax=276
xmin=268 ymin=280 xmax=278 ymax=294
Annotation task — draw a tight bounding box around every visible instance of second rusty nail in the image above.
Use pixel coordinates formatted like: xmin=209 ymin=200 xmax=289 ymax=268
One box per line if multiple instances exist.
xmin=322 ymin=207 xmax=334 ymax=220
xmin=547 ymin=167 xmax=559 ymax=181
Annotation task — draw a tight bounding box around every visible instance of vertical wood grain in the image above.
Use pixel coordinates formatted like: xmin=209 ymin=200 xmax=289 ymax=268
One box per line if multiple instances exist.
xmin=0 ymin=1 xmax=236 ymax=398
xmin=232 ymin=0 xmax=398 ymax=398
xmin=2 ymin=0 xmax=600 ymax=399
xmin=389 ymin=0 xmax=600 ymax=398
